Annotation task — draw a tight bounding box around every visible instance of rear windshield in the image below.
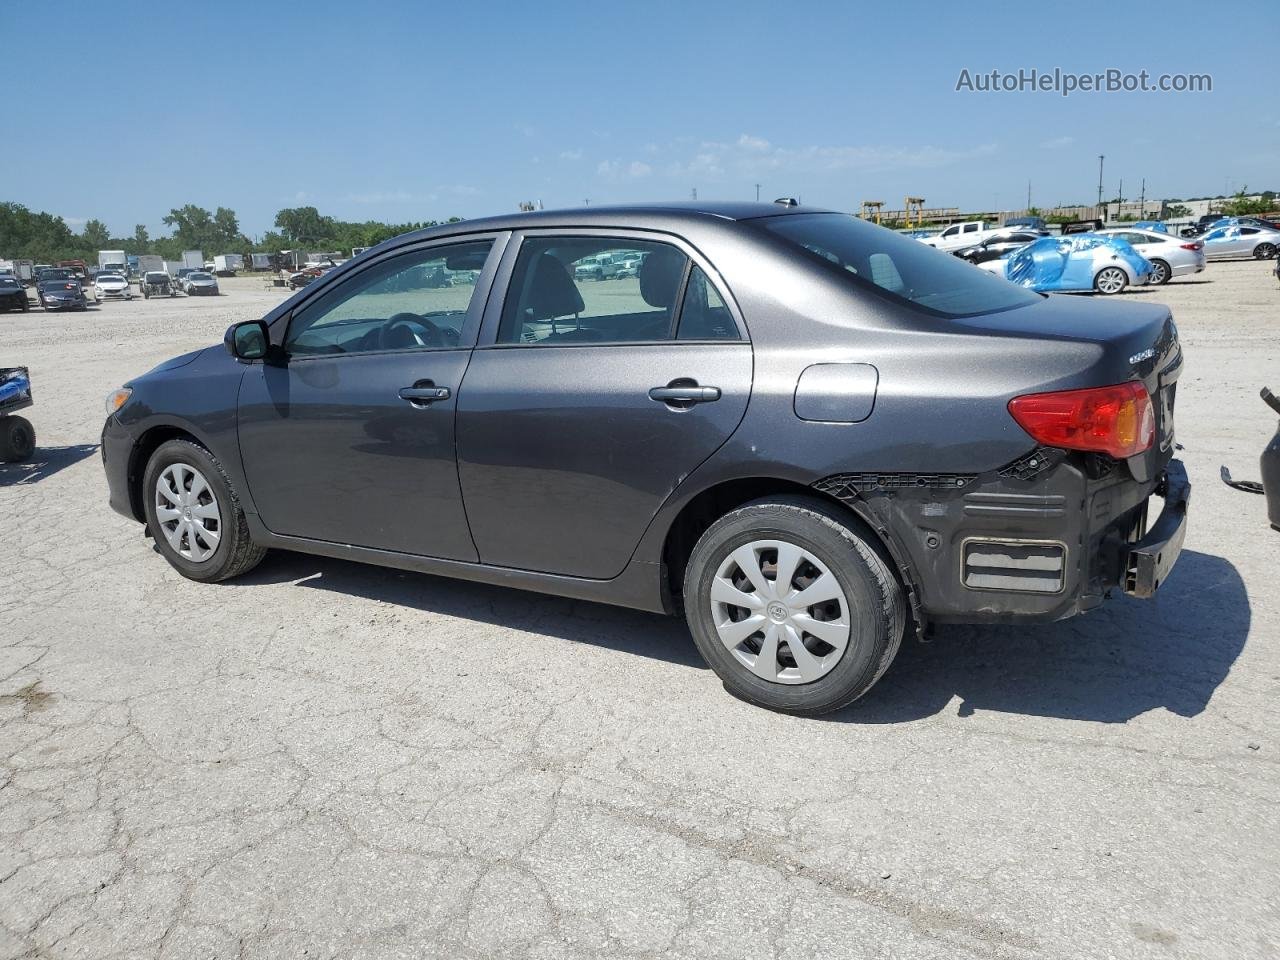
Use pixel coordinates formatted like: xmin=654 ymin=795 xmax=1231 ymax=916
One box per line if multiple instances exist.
xmin=757 ymin=213 xmax=1041 ymax=318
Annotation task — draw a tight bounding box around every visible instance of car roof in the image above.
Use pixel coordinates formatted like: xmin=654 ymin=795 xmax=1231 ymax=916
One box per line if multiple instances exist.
xmin=388 ymin=201 xmax=831 ymax=244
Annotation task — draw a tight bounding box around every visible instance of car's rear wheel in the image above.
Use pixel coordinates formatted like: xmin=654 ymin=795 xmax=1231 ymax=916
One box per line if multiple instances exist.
xmin=683 ymin=496 xmax=905 ymax=715
xmin=1148 ymin=259 xmax=1171 ymax=285
xmin=1094 ymin=266 xmax=1128 ymax=294
xmin=0 ymin=415 xmax=35 ymax=462
xmin=142 ymin=439 xmax=266 ymax=583
xmin=1255 ymin=242 xmax=1277 ymax=260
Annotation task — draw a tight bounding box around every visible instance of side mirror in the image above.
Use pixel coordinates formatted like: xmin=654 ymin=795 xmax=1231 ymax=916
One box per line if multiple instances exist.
xmin=225 ymin=320 xmax=270 ymax=361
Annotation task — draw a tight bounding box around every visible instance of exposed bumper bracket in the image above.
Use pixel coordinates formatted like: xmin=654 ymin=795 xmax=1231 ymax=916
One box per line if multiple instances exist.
xmin=1125 ymin=459 xmax=1190 ymax=598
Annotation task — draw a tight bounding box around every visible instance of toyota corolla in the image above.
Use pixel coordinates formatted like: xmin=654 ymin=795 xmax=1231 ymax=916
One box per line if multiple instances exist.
xmin=101 ymin=203 xmax=1188 ymax=715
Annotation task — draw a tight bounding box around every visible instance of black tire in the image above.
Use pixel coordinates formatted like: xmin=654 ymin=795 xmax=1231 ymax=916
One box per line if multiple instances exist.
xmin=1148 ymin=259 xmax=1171 ymax=285
xmin=683 ymin=496 xmax=905 ymax=715
xmin=141 ymin=439 xmax=267 ymax=582
xmin=0 ymin=415 xmax=35 ymax=462
xmin=1255 ymin=242 xmax=1277 ymax=260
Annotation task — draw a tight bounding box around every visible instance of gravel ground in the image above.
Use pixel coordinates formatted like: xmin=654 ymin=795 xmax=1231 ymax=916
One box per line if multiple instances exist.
xmin=1 ymin=265 xmax=1277 ymax=959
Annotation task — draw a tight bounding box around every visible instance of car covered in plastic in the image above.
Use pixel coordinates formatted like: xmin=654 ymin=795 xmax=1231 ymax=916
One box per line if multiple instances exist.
xmin=978 ymin=234 xmax=1152 ymax=294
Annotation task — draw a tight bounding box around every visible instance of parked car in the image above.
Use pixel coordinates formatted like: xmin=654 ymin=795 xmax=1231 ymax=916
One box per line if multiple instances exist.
xmin=1199 ymin=223 xmax=1280 ymax=260
xmin=980 ymin=234 xmax=1152 ymax=294
xmin=953 ymin=230 xmax=1045 ymax=265
xmin=0 ymin=275 xmax=30 ymax=312
xmin=100 ymin=203 xmax=1188 ymax=715
xmin=175 ymin=267 xmax=198 ymax=287
xmin=1180 ymin=213 xmax=1228 ymax=237
xmin=141 ymin=271 xmax=178 ymax=298
xmin=94 ymin=273 xmax=133 ymax=301
xmin=36 ymin=278 xmax=87 ymax=311
xmin=573 ymin=253 xmax=621 ymax=281
xmin=287 ymin=270 xmax=318 ymax=290
xmin=182 ymin=271 xmax=220 ymax=295
xmin=917 ymin=220 xmax=1002 ymax=252
xmin=1097 ymin=228 xmax=1206 ymax=284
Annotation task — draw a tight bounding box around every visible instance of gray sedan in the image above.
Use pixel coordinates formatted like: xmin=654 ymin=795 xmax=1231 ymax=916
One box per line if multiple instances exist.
xmin=1098 ymin=228 xmax=1207 ymax=284
xmin=1200 ymin=223 xmax=1280 ymax=261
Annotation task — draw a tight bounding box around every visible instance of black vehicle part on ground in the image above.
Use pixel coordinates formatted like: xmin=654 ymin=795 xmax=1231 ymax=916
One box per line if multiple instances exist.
xmin=1262 ymin=388 xmax=1280 ymax=530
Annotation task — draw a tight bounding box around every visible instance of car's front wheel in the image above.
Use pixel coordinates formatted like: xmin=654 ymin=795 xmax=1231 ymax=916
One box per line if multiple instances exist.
xmin=1094 ymin=266 xmax=1128 ymax=294
xmin=683 ymin=496 xmax=905 ymax=715
xmin=142 ymin=439 xmax=266 ymax=583
xmin=0 ymin=415 xmax=35 ymax=462
xmin=1255 ymin=242 xmax=1277 ymax=260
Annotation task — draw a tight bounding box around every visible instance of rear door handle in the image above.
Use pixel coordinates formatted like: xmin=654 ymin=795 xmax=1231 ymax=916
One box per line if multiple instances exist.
xmin=399 ymin=382 xmax=451 ymax=406
xmin=648 ymin=385 xmax=721 ymax=404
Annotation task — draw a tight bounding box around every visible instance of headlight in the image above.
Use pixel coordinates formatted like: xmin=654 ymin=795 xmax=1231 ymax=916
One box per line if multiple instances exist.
xmin=105 ymin=387 xmax=132 ymax=414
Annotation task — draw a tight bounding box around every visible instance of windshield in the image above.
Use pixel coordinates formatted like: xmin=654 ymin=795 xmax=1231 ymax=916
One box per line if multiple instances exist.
xmin=757 ymin=213 xmax=1040 ymax=317
xmin=0 ymin=278 xmax=18 ymax=288
xmin=145 ymin=272 xmax=167 ymax=282
xmin=189 ymin=272 xmax=213 ymax=281
xmin=98 ymin=274 xmax=123 ymax=282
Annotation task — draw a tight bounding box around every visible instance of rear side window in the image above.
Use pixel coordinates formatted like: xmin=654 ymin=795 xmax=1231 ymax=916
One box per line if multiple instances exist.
xmin=759 ymin=213 xmax=1041 ymax=318
xmin=498 ymin=237 xmax=688 ymax=344
xmin=676 ymin=266 xmax=737 ymax=340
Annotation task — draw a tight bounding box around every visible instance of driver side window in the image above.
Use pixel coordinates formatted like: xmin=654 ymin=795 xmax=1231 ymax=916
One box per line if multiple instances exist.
xmin=286 ymin=240 xmax=494 ymax=357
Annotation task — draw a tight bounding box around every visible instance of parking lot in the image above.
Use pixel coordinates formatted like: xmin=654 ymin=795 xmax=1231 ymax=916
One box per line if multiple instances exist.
xmin=1 ymin=265 xmax=1278 ymax=958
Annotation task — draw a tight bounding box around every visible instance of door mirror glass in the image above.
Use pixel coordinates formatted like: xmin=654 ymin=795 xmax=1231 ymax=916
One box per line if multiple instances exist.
xmin=226 ymin=320 xmax=269 ymax=360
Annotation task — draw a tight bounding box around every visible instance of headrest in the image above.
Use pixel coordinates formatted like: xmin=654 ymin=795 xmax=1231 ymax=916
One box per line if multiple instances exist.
xmin=638 ymin=247 xmax=686 ymax=309
xmin=526 ymin=253 xmax=584 ymax=320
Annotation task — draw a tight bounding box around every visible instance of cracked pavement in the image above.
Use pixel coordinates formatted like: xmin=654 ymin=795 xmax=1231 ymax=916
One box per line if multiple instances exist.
xmin=1 ymin=266 xmax=1277 ymax=958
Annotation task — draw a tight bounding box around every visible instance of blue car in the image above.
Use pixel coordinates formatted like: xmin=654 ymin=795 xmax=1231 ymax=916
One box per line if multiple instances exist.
xmin=979 ymin=234 xmax=1152 ymax=295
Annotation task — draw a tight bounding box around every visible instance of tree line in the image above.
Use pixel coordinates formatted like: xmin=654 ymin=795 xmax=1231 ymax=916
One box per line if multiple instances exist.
xmin=0 ymin=202 xmax=462 ymax=265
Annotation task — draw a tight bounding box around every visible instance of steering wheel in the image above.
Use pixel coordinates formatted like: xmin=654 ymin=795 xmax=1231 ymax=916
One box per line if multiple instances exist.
xmin=384 ymin=312 xmax=443 ymax=349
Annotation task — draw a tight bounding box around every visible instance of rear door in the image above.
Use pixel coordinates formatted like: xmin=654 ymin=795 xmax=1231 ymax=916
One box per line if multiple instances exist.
xmin=237 ymin=236 xmax=504 ymax=560
xmin=456 ymin=231 xmax=752 ymax=579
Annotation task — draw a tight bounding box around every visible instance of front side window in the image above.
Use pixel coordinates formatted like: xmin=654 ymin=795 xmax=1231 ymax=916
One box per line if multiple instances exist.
xmin=286 ymin=240 xmax=493 ymax=357
xmin=497 ymin=237 xmax=688 ymax=344
xmin=759 ymin=213 xmax=1041 ymax=318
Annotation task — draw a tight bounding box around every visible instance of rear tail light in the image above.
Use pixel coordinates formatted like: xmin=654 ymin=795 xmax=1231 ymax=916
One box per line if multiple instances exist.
xmin=1180 ymin=241 xmax=1203 ymax=251
xmin=1008 ymin=381 xmax=1155 ymax=459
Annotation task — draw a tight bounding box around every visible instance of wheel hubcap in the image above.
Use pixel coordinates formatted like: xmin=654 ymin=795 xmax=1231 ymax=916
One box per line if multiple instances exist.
xmin=1098 ymin=269 xmax=1124 ymax=293
xmin=710 ymin=540 xmax=852 ymax=685
xmin=155 ymin=463 xmax=221 ymax=562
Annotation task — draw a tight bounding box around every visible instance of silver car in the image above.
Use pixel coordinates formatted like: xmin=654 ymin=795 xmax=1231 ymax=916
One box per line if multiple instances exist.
xmin=1098 ymin=229 xmax=1206 ymax=285
xmin=1200 ymin=223 xmax=1280 ymax=261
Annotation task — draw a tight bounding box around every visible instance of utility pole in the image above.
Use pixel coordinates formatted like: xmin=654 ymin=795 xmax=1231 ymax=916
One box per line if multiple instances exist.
xmin=691 ymin=187 xmax=698 ymax=201
xmin=1140 ymin=178 xmax=1145 ymax=215
xmin=1027 ymin=179 xmax=1032 ymax=211
xmin=755 ymin=183 xmax=761 ymax=202
xmin=1097 ymin=155 xmax=1105 ymax=209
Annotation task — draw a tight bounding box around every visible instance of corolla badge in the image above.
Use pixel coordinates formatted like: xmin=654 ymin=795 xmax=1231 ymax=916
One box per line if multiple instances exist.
xmin=1129 ymin=347 xmax=1157 ymax=365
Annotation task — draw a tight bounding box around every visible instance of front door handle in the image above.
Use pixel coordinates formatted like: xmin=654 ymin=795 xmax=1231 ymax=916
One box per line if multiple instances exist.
xmin=399 ymin=381 xmax=451 ymax=406
xmin=648 ymin=384 xmax=721 ymax=404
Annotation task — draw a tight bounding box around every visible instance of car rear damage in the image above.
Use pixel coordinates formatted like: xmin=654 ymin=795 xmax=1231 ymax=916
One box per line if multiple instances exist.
xmin=813 ymin=298 xmax=1187 ymax=629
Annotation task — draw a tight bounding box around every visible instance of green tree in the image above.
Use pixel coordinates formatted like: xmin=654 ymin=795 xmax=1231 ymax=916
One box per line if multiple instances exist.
xmin=274 ymin=206 xmax=337 ymax=245
xmin=133 ymin=224 xmax=149 ymax=249
xmin=81 ymin=218 xmax=111 ymax=250
xmin=1164 ymin=203 xmax=1192 ymax=219
xmin=1221 ymin=187 xmax=1275 ymax=217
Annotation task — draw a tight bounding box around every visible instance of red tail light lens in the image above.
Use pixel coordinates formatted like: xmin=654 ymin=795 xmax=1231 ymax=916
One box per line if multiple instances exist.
xmin=1180 ymin=241 xmax=1203 ymax=251
xmin=1008 ymin=382 xmax=1155 ymax=459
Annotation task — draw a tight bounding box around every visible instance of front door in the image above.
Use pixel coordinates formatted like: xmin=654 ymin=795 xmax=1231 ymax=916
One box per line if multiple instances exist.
xmin=237 ymin=238 xmax=499 ymax=560
xmin=457 ymin=233 xmax=752 ymax=579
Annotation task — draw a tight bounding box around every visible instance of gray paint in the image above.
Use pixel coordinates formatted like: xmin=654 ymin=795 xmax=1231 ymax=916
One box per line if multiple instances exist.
xmin=793 ymin=363 xmax=878 ymax=423
xmin=102 ymin=201 xmax=1179 ymax=623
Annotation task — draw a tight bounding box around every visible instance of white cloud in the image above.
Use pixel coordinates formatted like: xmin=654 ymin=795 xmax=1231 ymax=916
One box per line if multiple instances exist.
xmin=597 ymin=159 xmax=654 ymax=180
xmin=1040 ymin=135 xmax=1074 ymax=149
xmin=63 ymin=215 xmax=88 ymax=227
xmin=345 ymin=190 xmax=414 ymax=204
xmin=559 ymin=149 xmax=583 ymax=160
xmin=662 ymin=135 xmax=999 ymax=180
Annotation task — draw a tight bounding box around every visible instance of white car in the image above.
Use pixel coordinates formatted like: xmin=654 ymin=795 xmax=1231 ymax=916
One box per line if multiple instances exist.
xmin=918 ymin=220 xmax=1003 ymax=253
xmin=1200 ymin=224 xmax=1280 ymax=261
xmin=1097 ymin=229 xmax=1206 ymax=285
xmin=94 ymin=273 xmax=133 ymax=301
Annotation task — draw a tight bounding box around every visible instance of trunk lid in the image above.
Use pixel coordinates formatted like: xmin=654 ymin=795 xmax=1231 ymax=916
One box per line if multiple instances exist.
xmin=951 ymin=294 xmax=1180 ymax=482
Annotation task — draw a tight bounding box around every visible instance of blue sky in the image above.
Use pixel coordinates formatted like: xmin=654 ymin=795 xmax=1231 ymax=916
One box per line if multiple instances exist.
xmin=6 ymin=0 xmax=1276 ymax=238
